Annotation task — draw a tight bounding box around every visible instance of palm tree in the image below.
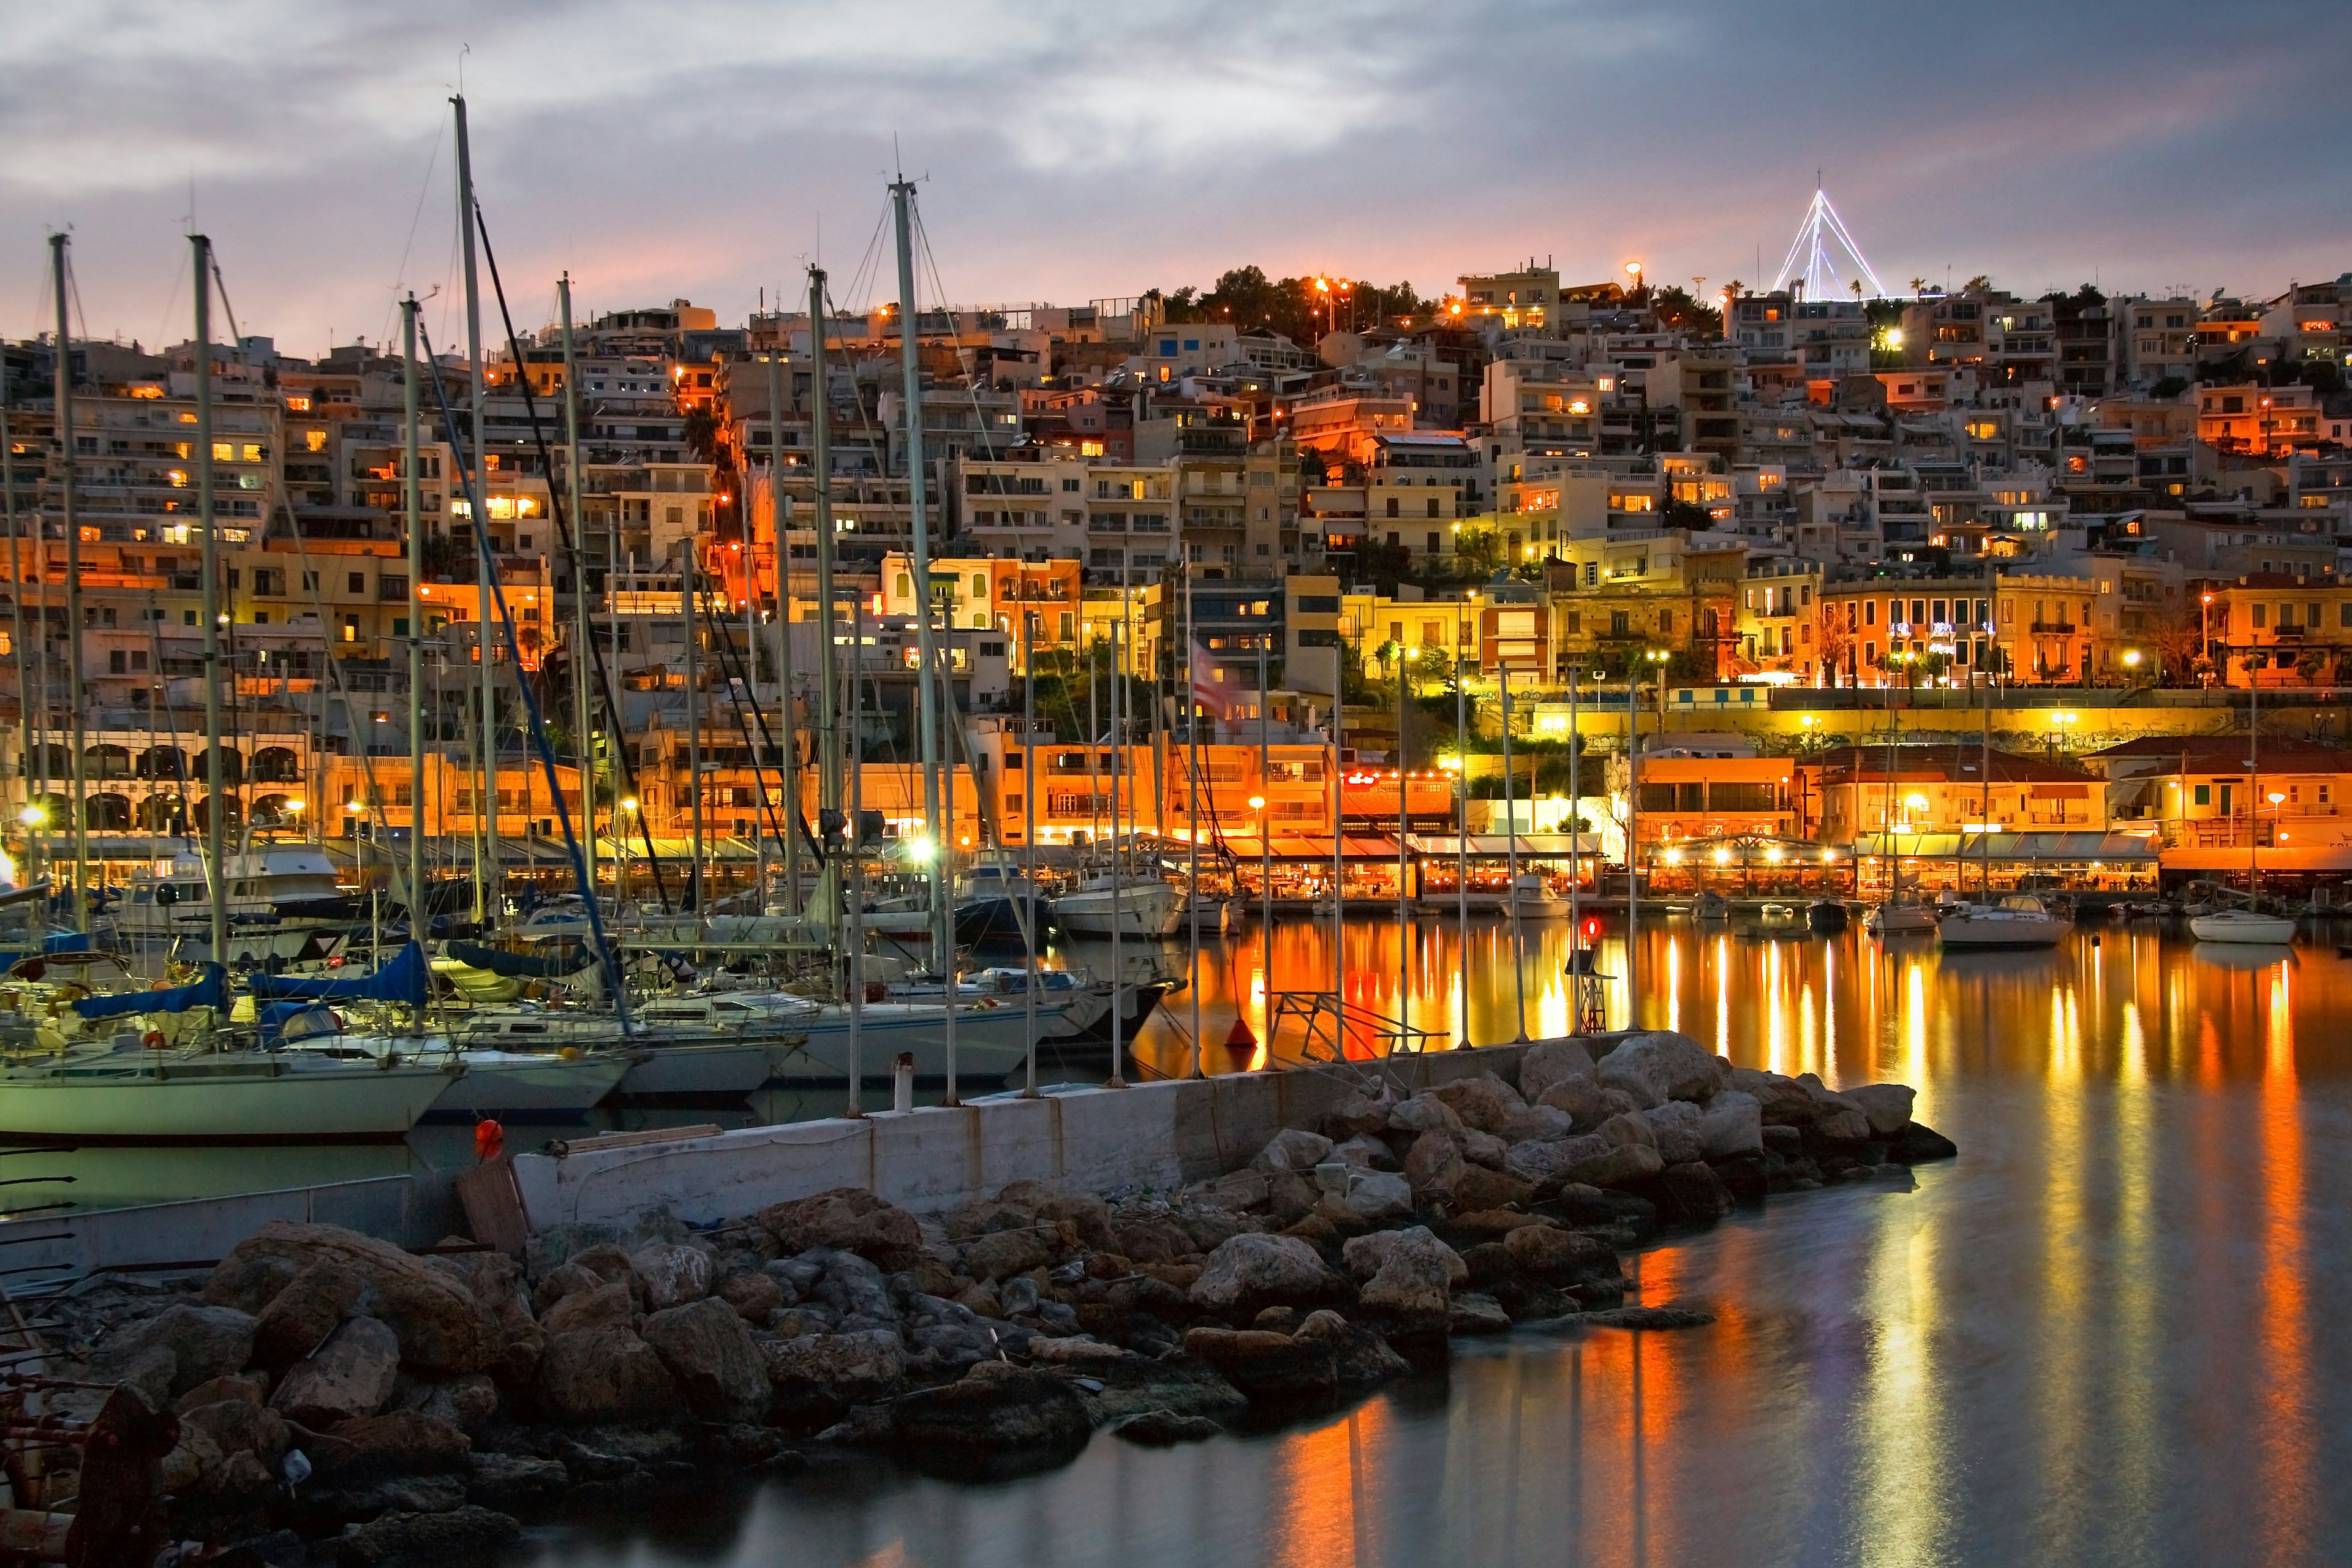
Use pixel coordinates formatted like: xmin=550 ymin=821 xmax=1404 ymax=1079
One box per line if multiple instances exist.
xmin=1850 ymin=279 xmax=1865 ymax=303
xmin=1909 ymin=277 xmax=1928 ymax=299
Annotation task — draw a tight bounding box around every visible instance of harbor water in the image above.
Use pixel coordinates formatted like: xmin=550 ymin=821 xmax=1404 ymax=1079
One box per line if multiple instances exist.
xmin=499 ymin=914 xmax=2352 ymax=1567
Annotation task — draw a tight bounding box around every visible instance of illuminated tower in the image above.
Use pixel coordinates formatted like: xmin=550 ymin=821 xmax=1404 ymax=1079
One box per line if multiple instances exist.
xmin=1772 ymin=187 xmax=1885 ymax=301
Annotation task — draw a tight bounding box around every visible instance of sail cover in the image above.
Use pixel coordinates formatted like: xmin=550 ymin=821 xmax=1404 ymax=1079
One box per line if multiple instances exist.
xmin=72 ymin=962 xmax=230 ymax=1020
xmin=247 ymin=941 xmax=429 ymax=1006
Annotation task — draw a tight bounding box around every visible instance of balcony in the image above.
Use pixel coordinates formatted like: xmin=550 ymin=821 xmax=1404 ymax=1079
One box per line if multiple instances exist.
xmin=2028 ymin=620 xmax=2076 ymax=635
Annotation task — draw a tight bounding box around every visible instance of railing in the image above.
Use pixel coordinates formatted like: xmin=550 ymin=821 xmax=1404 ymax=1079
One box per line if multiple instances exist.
xmin=1272 ymin=992 xmax=1443 ymax=1063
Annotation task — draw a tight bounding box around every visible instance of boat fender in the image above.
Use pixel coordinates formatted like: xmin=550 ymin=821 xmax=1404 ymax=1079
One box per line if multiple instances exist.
xmin=142 ymin=1030 xmax=166 ymax=1049
xmin=560 ymin=1046 xmax=581 ymax=1061
xmin=865 ymin=981 xmax=887 ymax=1005
xmin=475 ymin=1118 xmax=505 ymax=1162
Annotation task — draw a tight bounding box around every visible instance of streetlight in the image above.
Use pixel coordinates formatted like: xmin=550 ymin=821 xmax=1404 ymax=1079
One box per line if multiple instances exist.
xmin=2200 ymin=592 xmax=2214 ymax=680
xmin=1624 ymin=260 xmax=1643 ymax=298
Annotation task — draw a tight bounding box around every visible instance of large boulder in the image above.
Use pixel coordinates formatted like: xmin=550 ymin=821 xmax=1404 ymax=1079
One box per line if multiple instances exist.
xmin=102 ymin=1303 xmax=257 ymax=1398
xmin=756 ymin=1188 xmax=922 ymax=1269
xmin=1796 ymin=1074 xmax=1872 ymax=1143
xmin=1340 ymin=1226 xmax=1468 ymax=1284
xmin=1502 ymin=1225 xmax=1621 ymax=1289
xmin=541 ymin=1281 xmax=634 ymax=1336
xmin=1564 ymin=1142 xmax=1664 ymax=1191
xmin=1726 ymin=1067 xmax=1816 ymax=1125
xmin=1660 ymin=1161 xmax=1732 ymax=1223
xmin=428 ymin=1251 xmax=545 ymax=1390
xmin=1499 ymin=1104 xmax=1575 ymax=1144
xmin=1596 ymin=1032 xmax=1727 ymax=1107
xmin=1294 ymin=1310 xmax=1412 ymax=1388
xmin=1250 ymin=1128 xmax=1335 ymax=1173
xmin=1449 ymin=1166 xmax=1535 ymax=1213
xmin=1187 ymin=1234 xmax=1344 ymax=1317
xmin=203 ymin=1222 xmax=497 ymax=1377
xmin=1387 ymin=1094 xmax=1464 ymax=1137
xmin=271 ymin=1315 xmax=401 ymax=1426
xmin=716 ymin=1272 xmax=786 ymax=1324
xmin=1403 ymin=1129 xmax=1466 ymax=1197
xmin=557 ymin=1243 xmax=646 ymax=1309
xmin=1536 ymin=1077 xmax=1633 ymax=1129
xmin=629 ymin=1243 xmax=712 ymax=1311
xmin=1343 ymin=1227 xmax=1461 ymax=1336
xmin=963 ymin=1227 xmax=1053 ymax=1283
xmin=1330 ymin=1134 xmax=1402 ymax=1172
xmin=177 ymin=1398 xmax=290 ymax=1476
xmin=1844 ymin=1083 xmax=1918 ymax=1137
xmin=532 ymin=1326 xmax=681 ymax=1425
xmin=1460 ymin=1129 xmax=1510 ymax=1170
xmin=1517 ymin=1038 xmax=1597 ymax=1103
xmin=1642 ymin=1101 xmax=1706 ymax=1165
xmin=1426 ymin=1074 xmax=1525 ymax=1136
xmin=331 ymin=1506 xmax=519 ymax=1566
xmin=1698 ymin=1091 xmax=1764 ymax=1159
xmin=1180 ymin=1327 xmax=1336 ymax=1398
xmin=1330 ymin=1170 xmax=1413 ymax=1226
xmin=639 ymin=1298 xmax=770 ymax=1424
xmin=1324 ymin=1089 xmax=1395 ymax=1142
xmin=892 ymin=1360 xmax=1091 ymax=1453
xmin=764 ymin=1328 xmax=906 ymax=1424
xmin=1503 ymin=1135 xmax=1599 ymax=1193
xmin=1596 ymin=1110 xmax=1657 ymax=1150
xmin=251 ymin=1260 xmax=363 ymax=1369
xmin=310 ymin=1408 xmax=472 ymax=1485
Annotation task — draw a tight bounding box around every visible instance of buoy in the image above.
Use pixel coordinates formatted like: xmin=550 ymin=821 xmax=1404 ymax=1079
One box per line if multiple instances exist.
xmin=1224 ymin=1019 xmax=1257 ymax=1050
xmin=142 ymin=1030 xmax=166 ymax=1049
xmin=473 ymin=1118 xmax=505 ymax=1163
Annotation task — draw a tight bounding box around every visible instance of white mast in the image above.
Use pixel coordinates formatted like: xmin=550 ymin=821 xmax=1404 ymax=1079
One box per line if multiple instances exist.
xmin=889 ymin=179 xmax=946 ymax=974
xmin=192 ymin=233 xmax=228 ymax=959
xmin=454 ymin=94 xmax=495 ymax=927
xmin=51 ymin=235 xmax=86 ymax=932
xmin=402 ymin=294 xmax=426 ymax=981
xmin=559 ymin=277 xmax=594 ymax=902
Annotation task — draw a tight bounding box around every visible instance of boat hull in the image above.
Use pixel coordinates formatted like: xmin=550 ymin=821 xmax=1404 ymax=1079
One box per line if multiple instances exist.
xmin=1937 ymin=919 xmax=2069 ymax=949
xmin=0 ymin=1059 xmax=454 ymax=1144
xmin=423 ymin=1052 xmax=635 ymax=1120
xmin=2189 ymin=913 xmax=2297 ymax=944
xmin=779 ymin=1001 xmax=1076 ymax=1087
xmin=1052 ymin=885 xmax=1182 ymax=938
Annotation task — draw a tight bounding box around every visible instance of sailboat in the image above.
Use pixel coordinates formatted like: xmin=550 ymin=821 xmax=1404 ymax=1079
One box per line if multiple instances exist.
xmin=2191 ymin=669 xmax=2296 ymax=944
xmin=1863 ymin=688 xmax=1936 ymax=935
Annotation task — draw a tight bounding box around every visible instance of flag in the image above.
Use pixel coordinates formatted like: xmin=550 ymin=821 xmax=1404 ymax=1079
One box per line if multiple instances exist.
xmin=1189 ymin=639 xmax=1233 ymax=719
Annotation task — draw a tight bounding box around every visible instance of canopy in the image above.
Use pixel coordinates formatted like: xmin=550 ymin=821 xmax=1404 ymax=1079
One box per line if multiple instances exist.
xmin=72 ymin=962 xmax=229 ymax=1021
xmin=247 ymin=941 xmax=429 ymax=1006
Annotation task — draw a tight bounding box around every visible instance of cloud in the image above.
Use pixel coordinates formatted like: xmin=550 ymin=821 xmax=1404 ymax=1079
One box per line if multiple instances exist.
xmin=0 ymin=0 xmax=2343 ymax=353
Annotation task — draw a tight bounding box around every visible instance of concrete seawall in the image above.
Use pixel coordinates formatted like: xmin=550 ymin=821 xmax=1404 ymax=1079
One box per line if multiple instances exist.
xmin=514 ymin=1038 xmax=1615 ymax=1231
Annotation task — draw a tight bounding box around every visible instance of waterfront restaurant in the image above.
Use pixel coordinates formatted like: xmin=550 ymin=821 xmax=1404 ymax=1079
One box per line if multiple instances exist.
xmin=1847 ymin=829 xmax=2160 ymax=896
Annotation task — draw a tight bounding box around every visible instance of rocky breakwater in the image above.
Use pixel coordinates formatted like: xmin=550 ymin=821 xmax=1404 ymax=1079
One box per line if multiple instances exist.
xmin=50 ymin=1033 xmax=1951 ymax=1564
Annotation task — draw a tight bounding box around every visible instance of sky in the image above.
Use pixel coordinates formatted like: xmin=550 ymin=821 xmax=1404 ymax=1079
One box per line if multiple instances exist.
xmin=2 ymin=0 xmax=2348 ymax=358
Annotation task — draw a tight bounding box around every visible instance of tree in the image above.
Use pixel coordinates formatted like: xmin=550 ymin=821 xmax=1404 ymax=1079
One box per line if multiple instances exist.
xmin=1909 ymin=277 xmax=1928 ymax=298
xmin=1963 ymin=274 xmax=1992 ymax=293
xmin=1648 ymin=285 xmax=1722 ymax=337
xmin=1815 ymin=600 xmax=1852 ymax=676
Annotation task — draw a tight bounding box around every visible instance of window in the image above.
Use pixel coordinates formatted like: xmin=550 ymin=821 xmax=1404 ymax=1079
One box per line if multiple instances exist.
xmin=347 ymin=572 xmax=366 ymax=594
xmin=2194 ymin=785 xmax=2211 ymax=806
xmin=971 ymin=573 xmax=986 ymax=597
xmin=1864 ymin=600 xmax=1877 ymax=627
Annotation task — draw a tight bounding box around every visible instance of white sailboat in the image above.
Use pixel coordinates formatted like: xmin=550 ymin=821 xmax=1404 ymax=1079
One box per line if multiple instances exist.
xmin=0 ymin=1047 xmax=457 ymax=1145
xmin=1052 ymin=872 xmax=1182 ymax=938
xmin=1937 ymin=893 xmax=2070 ymax=949
xmin=2192 ymin=676 xmax=2295 ymax=946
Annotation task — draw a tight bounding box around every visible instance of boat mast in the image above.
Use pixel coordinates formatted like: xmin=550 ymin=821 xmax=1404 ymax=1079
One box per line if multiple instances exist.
xmin=1023 ymin=610 xmax=1039 ymax=1095
xmin=1501 ymin=662 xmax=1524 ymax=1041
xmin=185 ymin=233 xmax=226 ymax=959
xmin=1183 ymin=564 xmax=1201 ymax=1078
xmin=2249 ymin=671 xmax=2260 ymax=897
xmin=1567 ymin=664 xmax=1580 ymax=948
xmin=559 ymin=277 xmax=594 ymax=904
xmin=682 ymin=539 xmax=702 ymax=912
xmin=51 ymin=235 xmax=86 ymax=932
xmin=1396 ymin=645 xmax=1409 ymax=1045
xmin=889 ymin=178 xmax=946 ymax=976
xmin=766 ymin=350 xmax=797 ymax=918
xmin=845 ymin=594 xmax=865 ymax=1116
xmin=809 ymin=266 xmax=842 ymax=933
xmin=1107 ymin=612 xmax=1123 ymax=1089
xmin=1455 ymin=650 xmax=1469 ymax=1044
xmin=402 ymin=294 xmax=426 ymax=997
xmin=1257 ymin=633 xmax=1271 ymax=1028
xmin=1 ymin=402 xmax=24 ymax=854
xmin=454 ymin=95 xmax=495 ymax=928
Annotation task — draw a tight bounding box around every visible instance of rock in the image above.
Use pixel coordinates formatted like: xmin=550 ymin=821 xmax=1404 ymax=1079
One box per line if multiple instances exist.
xmin=638 ymin=1298 xmax=771 ymax=1425
xmin=1403 ymin=1129 xmax=1466 ymax=1196
xmin=1449 ymin=1292 xmax=1513 ymax=1335
xmin=1450 ymin=1166 xmax=1534 ymax=1213
xmin=464 ymin=1451 xmax=570 ymax=1512
xmin=1845 ymin=1083 xmax=1918 ymax=1137
xmin=103 ymin=1302 xmax=257 ymax=1398
xmin=1499 ymin=1104 xmax=1575 ymax=1144
xmin=1642 ymin=1101 xmax=1706 ymax=1165
xmin=716 ymin=1271 xmax=786 ymax=1324
xmin=333 ymin=1505 xmax=520 ymax=1566
xmin=312 ymin=1408 xmax=470 ymax=1483
xmin=271 ymin=1315 xmax=401 ymax=1426
xmin=1596 ymin=1109 xmax=1658 ymax=1150
xmin=533 ymin=1326 xmax=681 ymax=1426
xmin=893 ymin=1360 xmax=1092 ymax=1452
xmin=1535 ymin=1077 xmax=1615 ymax=1128
xmin=756 ymin=1188 xmax=922 ymax=1270
xmin=1197 ymin=1170 xmax=1270 ymax=1213
xmin=540 ymin=1280 xmax=634 ymax=1336
xmin=1460 ymin=1128 xmax=1510 ymax=1170
xmin=1025 ymin=1335 xmax=1129 ymax=1364
xmin=428 ymin=1251 xmax=544 ymax=1392
xmin=1815 ymin=1107 xmax=1872 ymax=1144
xmin=954 ymin=1280 xmax=1003 ymax=1319
xmin=1035 ymin=1194 xmax=1120 ymax=1253
xmin=175 ymin=1372 xmax=268 ymax=1413
xmin=1447 ymin=1209 xmax=1553 ymax=1239
xmin=1503 ymin=1135 xmax=1597 ymax=1193
xmin=1660 ymin=1161 xmax=1732 ymax=1223
xmin=1427 ymin=1074 xmax=1525 ymax=1136
xmin=1595 ymin=1031 xmax=1728 ymax=1108
xmin=1293 ymin=1309 xmax=1412 ymax=1387
xmin=963 ymin=1227 xmax=1052 ymax=1283
xmin=1567 ymin=1142 xmax=1664 ymax=1191
xmin=1330 ymin=1133 xmax=1402 ymax=1172
xmin=1762 ymin=1123 xmax=1804 ymax=1153
xmin=178 ymin=1398 xmax=290 ymax=1473
xmin=1332 ymin=1170 xmax=1413 ymax=1224
xmin=528 ymin=1260 xmax=606 ymax=1318
xmin=1698 ymin=1091 xmax=1764 ymax=1159
xmin=1575 ymin=1305 xmax=1716 ymax=1330
xmin=1180 ymin=1327 xmax=1336 ymax=1398
xmin=764 ymin=1328 xmax=906 ymax=1425
xmin=943 ymin=1198 xmax=1037 ymax=1240
xmin=1250 ymin=1128 xmax=1335 ymax=1172
xmin=997 ymin=1276 xmax=1041 ymax=1319
xmin=406 ymin=1373 xmax=500 ymax=1434
xmin=1503 ymin=1225 xmax=1621 ymax=1289
xmin=1187 ymin=1234 xmax=1344 ymax=1317
xmin=1323 ymin=1089 xmax=1394 ymax=1141
xmin=100 ymin=1344 xmax=178 ymax=1411
xmin=1727 ymin=1067 xmax=1819 ymax=1126
xmin=1341 ymin=1226 xmax=1468 ymax=1284
xmin=1117 ymin=1409 xmax=1223 ymax=1444
xmin=629 ymin=1243 xmax=712 ymax=1310
xmin=202 ymin=1250 xmax=307 ymax=1316
xmin=1387 ymin=1093 xmax=1464 ymax=1136
xmin=1891 ymin=1121 xmax=1958 ymax=1163
xmin=1517 ymin=1038 xmax=1598 ymax=1102
xmin=1349 ymin=1229 xmax=1460 ymax=1335
xmin=250 ymin=1259 xmax=364 ymax=1369
xmin=205 ymin=1222 xmax=497 ymax=1378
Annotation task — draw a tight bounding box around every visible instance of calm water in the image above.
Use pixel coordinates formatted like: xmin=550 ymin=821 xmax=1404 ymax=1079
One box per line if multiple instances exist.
xmin=518 ymin=916 xmax=2352 ymax=1567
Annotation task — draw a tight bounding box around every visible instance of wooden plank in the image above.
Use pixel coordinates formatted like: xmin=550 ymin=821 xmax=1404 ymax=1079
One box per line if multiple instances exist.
xmin=453 ymin=1158 xmax=530 ymax=1258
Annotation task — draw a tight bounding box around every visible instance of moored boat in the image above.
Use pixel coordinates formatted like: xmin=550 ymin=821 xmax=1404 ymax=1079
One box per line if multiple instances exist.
xmin=1938 ymin=894 xmax=2070 ymax=950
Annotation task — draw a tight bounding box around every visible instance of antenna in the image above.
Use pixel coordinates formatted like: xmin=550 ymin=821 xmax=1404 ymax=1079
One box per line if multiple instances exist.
xmin=1771 ymin=187 xmax=1887 ymax=300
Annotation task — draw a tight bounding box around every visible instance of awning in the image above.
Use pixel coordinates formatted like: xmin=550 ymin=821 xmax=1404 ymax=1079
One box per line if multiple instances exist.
xmin=1408 ymin=834 xmax=1607 ymax=859
xmin=1852 ymin=831 xmax=2158 ymax=864
xmin=1216 ymin=834 xmax=1411 ymax=863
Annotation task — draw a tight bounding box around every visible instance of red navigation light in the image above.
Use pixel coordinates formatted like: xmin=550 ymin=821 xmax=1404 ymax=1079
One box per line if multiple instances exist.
xmin=1581 ymin=916 xmax=1602 ymax=941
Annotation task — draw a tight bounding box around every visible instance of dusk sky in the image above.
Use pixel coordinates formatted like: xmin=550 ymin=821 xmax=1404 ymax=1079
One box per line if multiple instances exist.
xmin=4 ymin=0 xmax=2347 ymax=356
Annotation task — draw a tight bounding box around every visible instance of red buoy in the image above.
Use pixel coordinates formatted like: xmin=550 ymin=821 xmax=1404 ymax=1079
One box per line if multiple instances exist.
xmin=1224 ymin=1019 xmax=1257 ymax=1050
xmin=473 ymin=1118 xmax=505 ymax=1163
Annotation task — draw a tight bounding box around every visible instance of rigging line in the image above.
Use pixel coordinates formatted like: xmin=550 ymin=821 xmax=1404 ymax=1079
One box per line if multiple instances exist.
xmin=207 ymin=255 xmax=245 ymax=363
xmin=911 ymin=202 xmax=999 ymax=471
xmin=383 ymin=115 xmax=448 ymax=347
xmin=685 ymin=564 xmax=800 ymax=864
xmin=64 ymin=250 xmax=89 ymax=356
xmin=470 ymin=198 xmax=671 ymax=908
xmin=417 ymin=312 xmax=631 ymax=1030
xmin=150 ymin=246 xmax=190 ymax=366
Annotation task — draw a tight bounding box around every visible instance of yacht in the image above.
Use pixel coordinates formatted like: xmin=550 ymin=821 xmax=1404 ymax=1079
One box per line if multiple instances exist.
xmin=1864 ymin=897 xmax=1940 ymax=936
xmin=1938 ymin=894 xmax=2071 ymax=950
xmin=0 ymin=1036 xmax=456 ymax=1144
xmin=2188 ymin=908 xmax=2298 ymax=945
xmin=1052 ymin=873 xmax=1183 ymax=938
xmin=116 ymin=843 xmax=360 ymax=940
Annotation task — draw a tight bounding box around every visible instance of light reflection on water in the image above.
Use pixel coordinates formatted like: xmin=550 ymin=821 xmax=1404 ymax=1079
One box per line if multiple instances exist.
xmin=516 ymin=919 xmax=2352 ymax=1567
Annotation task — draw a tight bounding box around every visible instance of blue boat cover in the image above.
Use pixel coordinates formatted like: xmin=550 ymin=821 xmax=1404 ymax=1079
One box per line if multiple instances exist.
xmin=445 ymin=940 xmax=595 ymax=980
xmin=72 ymin=962 xmax=229 ymax=1020
xmin=247 ymin=941 xmax=429 ymax=1006
xmin=43 ymin=932 xmax=91 ymax=955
